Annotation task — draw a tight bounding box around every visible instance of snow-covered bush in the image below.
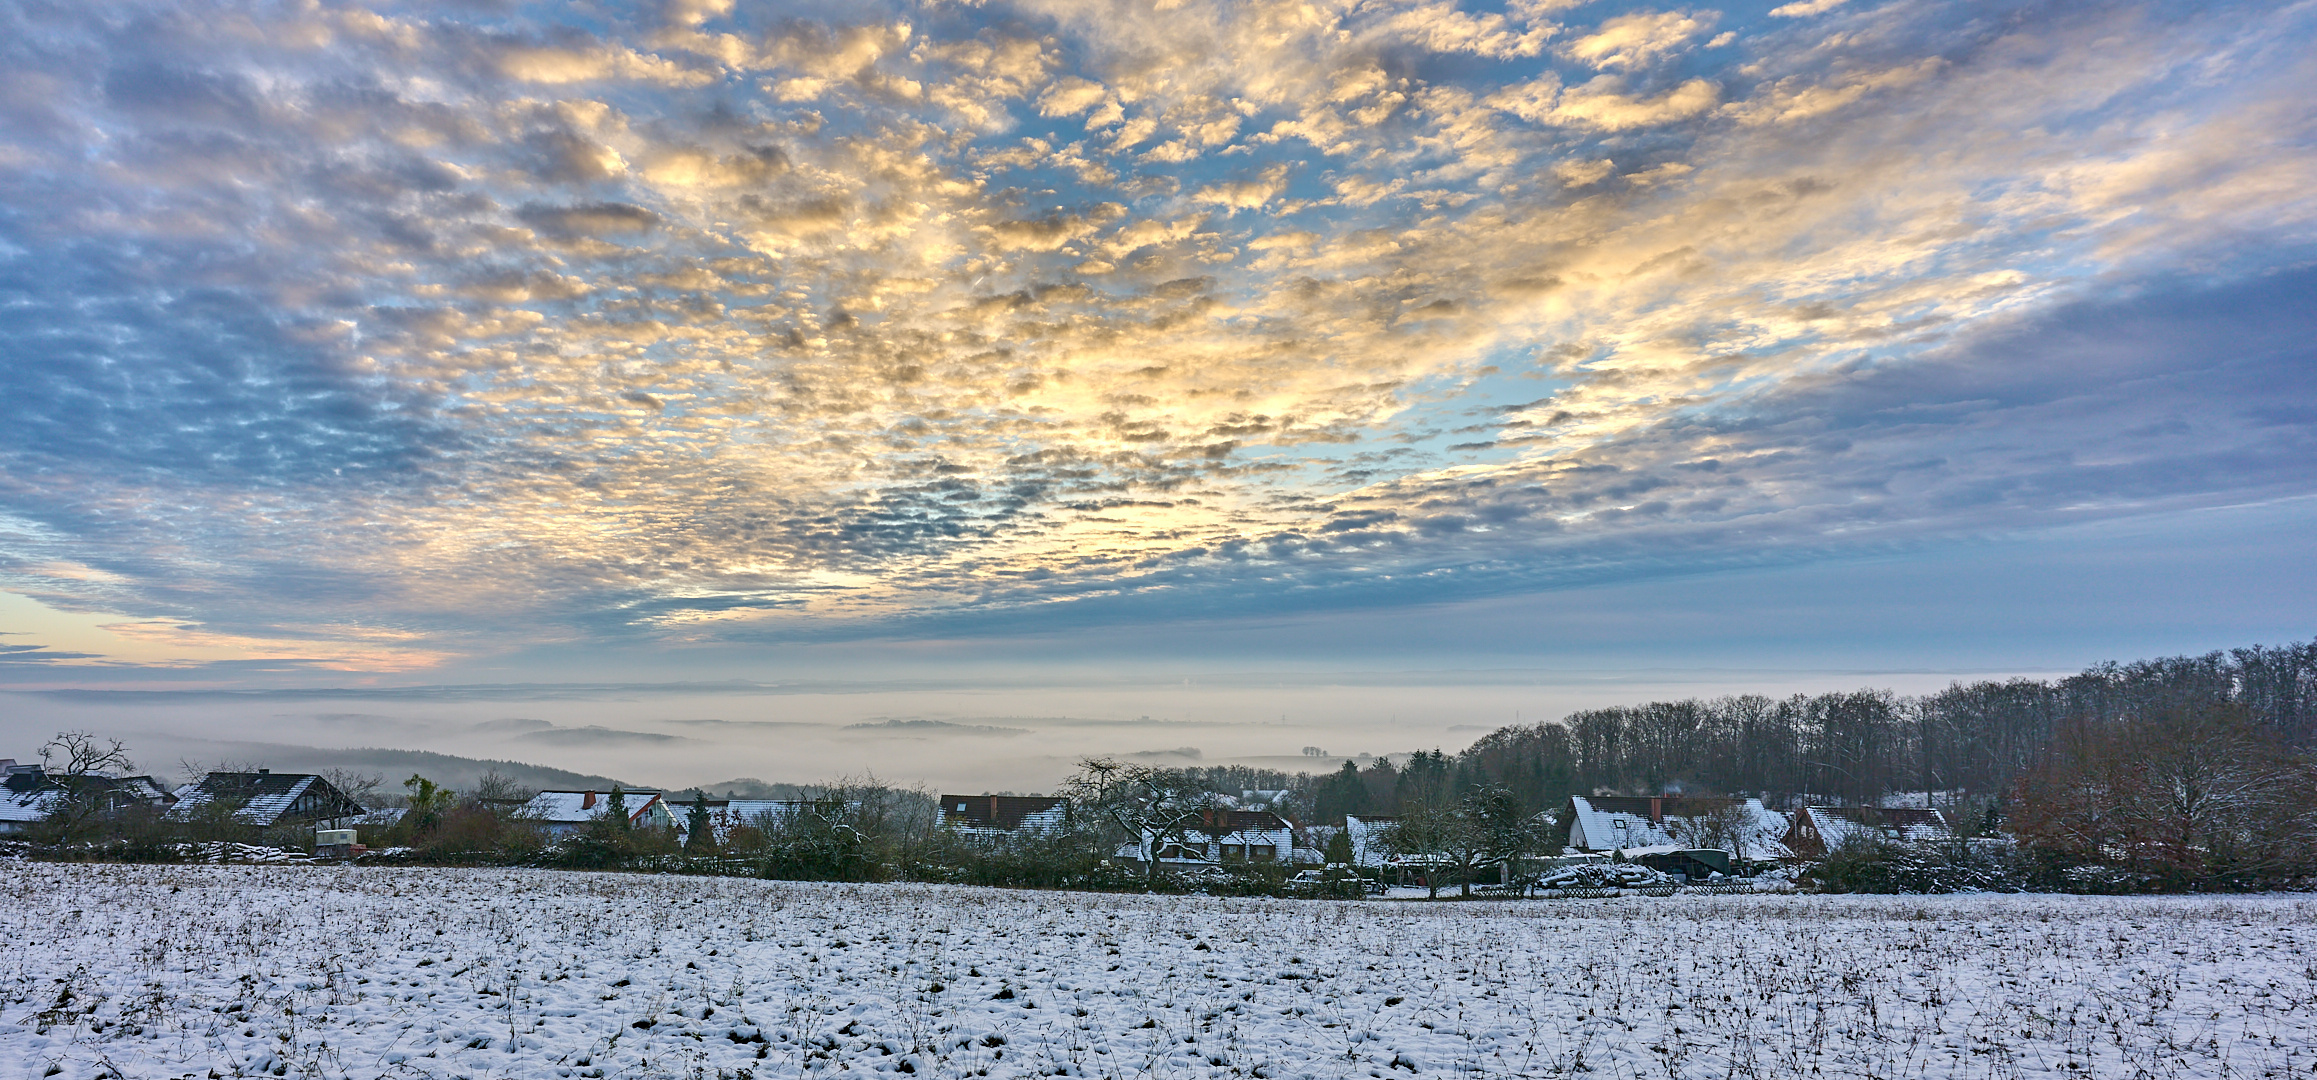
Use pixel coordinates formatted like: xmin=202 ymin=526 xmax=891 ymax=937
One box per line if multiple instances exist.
xmin=1807 ymin=834 xmax=2029 ymax=893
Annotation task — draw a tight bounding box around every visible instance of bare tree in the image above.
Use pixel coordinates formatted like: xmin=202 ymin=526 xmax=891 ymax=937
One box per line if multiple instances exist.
xmin=319 ymin=769 xmax=383 ymax=811
xmin=2012 ymin=702 xmax=2315 ymax=887
xmin=1672 ymin=802 xmax=1757 ymax=860
xmin=30 ymin=732 xmax=137 ymax=842
xmin=469 ymin=769 xmax=533 ymax=807
xmin=1381 ymin=802 xmax=1465 ymax=899
xmin=1062 ymin=758 xmax=1218 ymax=890
xmin=41 ymin=731 xmax=134 ymax=779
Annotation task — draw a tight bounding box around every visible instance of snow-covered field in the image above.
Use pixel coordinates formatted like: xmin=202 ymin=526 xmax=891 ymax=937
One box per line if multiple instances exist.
xmin=6 ymin=865 xmax=2313 ymax=1080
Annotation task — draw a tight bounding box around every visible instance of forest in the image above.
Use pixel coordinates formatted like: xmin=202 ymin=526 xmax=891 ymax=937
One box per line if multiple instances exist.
xmin=1299 ymin=638 xmax=2317 ymax=823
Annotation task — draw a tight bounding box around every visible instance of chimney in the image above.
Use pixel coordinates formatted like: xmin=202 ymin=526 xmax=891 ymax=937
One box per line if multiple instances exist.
xmin=583 ymin=791 xmax=597 ymax=810
xmin=1649 ymin=796 xmax=1663 ymax=823
xmin=258 ymin=768 xmax=270 ymax=775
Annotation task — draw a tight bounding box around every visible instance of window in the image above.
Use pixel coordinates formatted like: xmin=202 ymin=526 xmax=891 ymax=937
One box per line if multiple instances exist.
xmin=1249 ymin=844 xmax=1276 ymax=862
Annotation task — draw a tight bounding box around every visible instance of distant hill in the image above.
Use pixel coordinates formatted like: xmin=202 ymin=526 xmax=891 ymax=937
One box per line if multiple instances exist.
xmin=671 ymin=777 xmax=813 ymax=801
xmin=168 ymin=741 xmax=635 ymax=799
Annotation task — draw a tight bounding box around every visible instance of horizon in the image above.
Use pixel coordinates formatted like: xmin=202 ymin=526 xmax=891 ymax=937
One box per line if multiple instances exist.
xmin=0 ymin=632 xmax=2277 ymax=795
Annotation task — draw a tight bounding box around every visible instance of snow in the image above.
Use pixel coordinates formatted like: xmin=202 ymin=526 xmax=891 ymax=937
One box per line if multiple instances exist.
xmin=521 ymin=790 xmax=672 ymax=830
xmin=4 ymin=863 xmax=2313 ymax=1079
xmin=1566 ymin=796 xmax=1791 ymax=859
xmin=0 ymin=789 xmax=61 ymax=827
xmin=1342 ymin=814 xmax=1397 ymax=869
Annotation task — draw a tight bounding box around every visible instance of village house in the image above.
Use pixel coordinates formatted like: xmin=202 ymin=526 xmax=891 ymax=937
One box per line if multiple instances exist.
xmin=1564 ymin=795 xmax=1791 ymax=860
xmin=1781 ymin=805 xmax=1951 ymax=858
xmin=939 ymin=795 xmax=1069 ymax=836
xmin=518 ymin=789 xmax=674 ymax=837
xmin=0 ymin=759 xmax=176 ymax=835
xmin=1342 ymin=814 xmax=1401 ymax=870
xmin=1131 ymin=808 xmax=1297 ymax=867
xmin=166 ymin=770 xmax=366 ymax=830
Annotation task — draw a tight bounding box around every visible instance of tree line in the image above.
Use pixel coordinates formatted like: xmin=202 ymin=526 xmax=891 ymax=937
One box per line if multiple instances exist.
xmin=1298 ymin=637 xmax=2317 ymax=891
xmin=1305 ymin=638 xmax=2316 ymax=823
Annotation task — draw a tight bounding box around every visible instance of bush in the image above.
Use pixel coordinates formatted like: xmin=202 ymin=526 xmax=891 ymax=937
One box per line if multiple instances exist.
xmin=905 ymin=827 xmax=1121 ymax=890
xmin=1807 ymin=835 xmax=2029 ymax=894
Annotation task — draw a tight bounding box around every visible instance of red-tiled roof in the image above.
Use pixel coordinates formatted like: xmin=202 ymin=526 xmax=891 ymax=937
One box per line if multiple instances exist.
xmin=940 ymin=795 xmax=1067 ymax=829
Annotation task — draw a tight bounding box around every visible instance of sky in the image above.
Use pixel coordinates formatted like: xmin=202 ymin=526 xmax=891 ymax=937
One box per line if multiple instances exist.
xmin=0 ymin=0 xmax=2312 ymax=790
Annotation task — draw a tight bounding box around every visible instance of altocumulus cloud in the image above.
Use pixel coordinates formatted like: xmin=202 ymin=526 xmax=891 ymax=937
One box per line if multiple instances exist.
xmin=0 ymin=0 xmax=2311 ymax=670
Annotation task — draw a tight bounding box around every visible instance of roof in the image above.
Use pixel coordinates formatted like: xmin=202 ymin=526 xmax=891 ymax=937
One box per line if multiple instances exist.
xmin=3 ymin=762 xmax=51 ymax=796
xmin=1787 ymin=805 xmax=1950 ymax=851
xmin=0 ymin=789 xmax=61 ymax=824
xmin=940 ymin=795 xmax=1068 ymax=831
xmin=167 ymin=772 xmax=364 ymax=826
xmin=717 ymin=799 xmax=811 ymax=823
xmin=673 ymin=799 xmax=816 ymax=843
xmin=2 ymin=769 xmax=177 ymax=827
xmin=1568 ymin=796 xmax=1790 ymax=858
xmin=519 ymin=789 xmax=665 ymax=825
xmin=1343 ymin=815 xmax=1401 ymax=866
xmin=1194 ymin=809 xmax=1293 ymax=836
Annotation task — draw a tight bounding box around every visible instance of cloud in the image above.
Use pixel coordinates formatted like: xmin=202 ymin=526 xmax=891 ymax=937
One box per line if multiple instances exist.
xmin=517 ymin=725 xmax=694 ymax=746
xmin=1723 ymin=59 xmax=1945 ymax=126
xmin=1562 ymin=10 xmax=1716 ymax=71
xmin=495 ymin=43 xmax=717 ymax=87
xmin=1553 ymin=157 xmax=1617 ymax=187
xmin=0 ymin=0 xmax=2308 ymax=677
xmin=1548 ymin=76 xmax=1721 ymax=130
xmin=1036 ymin=76 xmax=1110 ymax=117
xmin=0 ymin=642 xmax=105 ymax=664
xmin=515 ymin=202 xmax=663 ymax=238
xmin=1190 ymin=165 xmax=1290 ymax=211
xmin=843 ymin=719 xmax=1027 ymax=736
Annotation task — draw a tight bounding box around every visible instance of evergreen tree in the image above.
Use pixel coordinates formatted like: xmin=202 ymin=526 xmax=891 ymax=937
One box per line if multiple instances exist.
xmin=1312 ymin=760 xmax=1369 ymax=825
xmin=1396 ymin=750 xmax=1453 ymax=810
xmin=685 ymin=792 xmax=712 ymax=851
xmin=605 ymin=785 xmax=629 ymax=831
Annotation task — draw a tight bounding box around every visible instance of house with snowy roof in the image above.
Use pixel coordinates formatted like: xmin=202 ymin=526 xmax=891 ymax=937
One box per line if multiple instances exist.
xmin=166 ymin=770 xmax=366 ymax=829
xmin=1565 ymin=796 xmax=1790 ymax=861
xmin=1129 ymin=808 xmax=1297 ymax=867
xmin=1781 ymin=805 xmax=1950 ymax=858
xmin=940 ymin=795 xmax=1070 ymax=836
xmin=0 ymin=759 xmax=176 ymax=835
xmin=1342 ymin=814 xmax=1400 ymax=869
xmin=519 ymin=789 xmax=673 ymax=836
